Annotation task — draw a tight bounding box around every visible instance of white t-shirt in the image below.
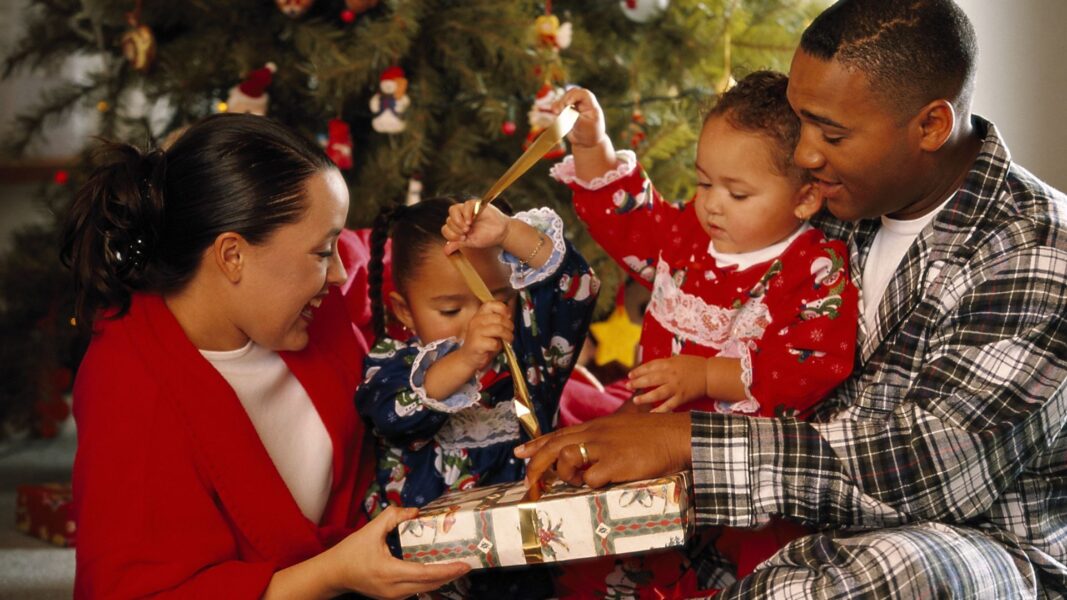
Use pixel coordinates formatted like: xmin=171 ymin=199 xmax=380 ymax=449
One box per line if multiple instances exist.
xmin=201 ymin=341 xmax=333 ymax=524
xmin=861 ymin=195 xmax=954 ymax=332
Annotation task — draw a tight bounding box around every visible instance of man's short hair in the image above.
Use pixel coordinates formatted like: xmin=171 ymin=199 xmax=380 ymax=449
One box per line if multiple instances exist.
xmin=799 ymin=0 xmax=978 ymax=118
xmin=705 ymin=70 xmax=803 ymax=182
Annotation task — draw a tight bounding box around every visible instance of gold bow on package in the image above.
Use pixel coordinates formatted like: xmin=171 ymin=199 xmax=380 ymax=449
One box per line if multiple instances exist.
xmin=398 ymin=471 xmax=692 ymax=569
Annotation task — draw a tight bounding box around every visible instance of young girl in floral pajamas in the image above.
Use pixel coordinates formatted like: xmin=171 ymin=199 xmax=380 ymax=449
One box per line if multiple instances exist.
xmin=357 ymin=195 xmax=597 ymax=598
xmin=549 ymin=71 xmax=860 ymax=596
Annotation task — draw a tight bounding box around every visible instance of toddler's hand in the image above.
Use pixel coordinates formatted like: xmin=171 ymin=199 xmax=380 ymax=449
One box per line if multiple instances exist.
xmin=554 ymin=87 xmax=607 ymax=149
xmin=458 ymin=301 xmax=514 ymax=371
xmin=628 ymin=355 xmax=708 ymax=413
xmin=442 ymin=200 xmax=511 ymax=254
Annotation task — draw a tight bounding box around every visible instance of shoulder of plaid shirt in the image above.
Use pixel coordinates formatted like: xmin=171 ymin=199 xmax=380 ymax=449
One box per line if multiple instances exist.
xmin=680 ymin=115 xmax=1067 ymax=598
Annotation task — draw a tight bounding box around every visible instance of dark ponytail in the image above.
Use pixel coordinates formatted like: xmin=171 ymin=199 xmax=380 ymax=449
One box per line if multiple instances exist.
xmin=367 ymin=194 xmax=515 ymax=341
xmin=61 ymin=113 xmax=334 ymax=332
xmin=368 ymin=202 xmax=401 ymax=341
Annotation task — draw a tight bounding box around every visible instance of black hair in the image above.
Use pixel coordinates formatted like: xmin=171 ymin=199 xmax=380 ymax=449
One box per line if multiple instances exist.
xmin=368 ymin=195 xmax=513 ymax=340
xmin=800 ymin=0 xmax=978 ymax=117
xmin=60 ymin=113 xmax=335 ymax=332
xmin=705 ymin=70 xmax=802 ymax=181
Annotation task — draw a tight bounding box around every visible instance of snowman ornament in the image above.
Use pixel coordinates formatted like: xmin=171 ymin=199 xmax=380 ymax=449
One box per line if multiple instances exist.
xmin=525 ymin=84 xmax=567 ymax=159
xmin=620 ymin=0 xmax=669 ymax=23
xmin=369 ymin=66 xmax=410 ymax=134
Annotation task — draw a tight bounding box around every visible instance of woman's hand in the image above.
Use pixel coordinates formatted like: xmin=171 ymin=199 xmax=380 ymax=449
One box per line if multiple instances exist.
xmin=442 ymin=199 xmax=510 ymax=254
xmin=514 ymin=412 xmax=692 ymax=489
xmin=327 ymin=506 xmax=470 ymax=600
xmin=554 ymin=87 xmax=608 ymax=149
xmin=628 ymin=355 xmax=710 ymax=413
xmin=458 ymin=301 xmax=513 ymax=371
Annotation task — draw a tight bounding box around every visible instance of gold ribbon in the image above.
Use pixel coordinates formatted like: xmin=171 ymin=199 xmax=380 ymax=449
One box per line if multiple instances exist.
xmin=447 ymin=252 xmax=541 ymax=439
xmin=474 ymin=105 xmax=579 ymax=216
xmin=448 ymin=106 xmax=580 ymax=439
xmin=517 ymin=500 xmax=545 ymax=564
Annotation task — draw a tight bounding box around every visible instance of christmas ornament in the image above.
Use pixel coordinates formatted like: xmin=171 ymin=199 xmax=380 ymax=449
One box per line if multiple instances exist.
xmin=369 ymin=66 xmax=410 ymax=134
xmin=620 ymin=0 xmax=669 ymax=23
xmin=405 ymin=175 xmax=423 ymax=206
xmin=53 ymin=170 xmax=69 ymax=185
xmin=345 ymin=0 xmax=379 ymax=14
xmin=589 ymin=305 xmax=642 ymax=368
xmin=226 ymin=63 xmax=276 ymax=116
xmin=340 ymin=9 xmax=356 ymax=23
xmin=534 ymin=14 xmax=572 ymax=52
xmin=501 ymin=120 xmax=517 ymax=136
xmin=120 ymin=5 xmax=155 ymax=73
xmin=325 ymin=118 xmax=354 ymax=170
xmin=525 ymin=84 xmax=567 ymax=159
xmin=628 ymin=107 xmax=647 ymax=150
xmin=276 ymin=0 xmax=315 ymax=18
xmin=96 ymin=100 xmax=109 ymax=112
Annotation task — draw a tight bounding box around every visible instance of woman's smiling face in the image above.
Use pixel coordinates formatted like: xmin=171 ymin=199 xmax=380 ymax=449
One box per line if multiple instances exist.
xmin=234 ymin=168 xmax=351 ymax=352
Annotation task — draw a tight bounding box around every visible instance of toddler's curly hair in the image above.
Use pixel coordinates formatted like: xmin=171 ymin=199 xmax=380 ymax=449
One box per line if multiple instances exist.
xmin=705 ymin=70 xmax=803 ymax=182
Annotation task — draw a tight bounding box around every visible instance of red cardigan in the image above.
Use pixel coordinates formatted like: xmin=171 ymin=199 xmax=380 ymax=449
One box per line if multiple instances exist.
xmin=73 ymin=230 xmax=375 ymax=598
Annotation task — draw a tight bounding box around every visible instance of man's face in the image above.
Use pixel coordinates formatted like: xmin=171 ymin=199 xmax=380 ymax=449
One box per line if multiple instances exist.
xmin=787 ymin=50 xmax=924 ymax=221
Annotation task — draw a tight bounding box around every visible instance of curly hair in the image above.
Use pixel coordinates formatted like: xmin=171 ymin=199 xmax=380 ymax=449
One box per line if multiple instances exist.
xmin=704 ymin=70 xmax=802 ymax=181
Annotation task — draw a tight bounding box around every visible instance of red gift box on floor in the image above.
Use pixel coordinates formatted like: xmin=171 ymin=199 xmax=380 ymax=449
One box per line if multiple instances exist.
xmin=16 ymin=483 xmax=76 ymax=547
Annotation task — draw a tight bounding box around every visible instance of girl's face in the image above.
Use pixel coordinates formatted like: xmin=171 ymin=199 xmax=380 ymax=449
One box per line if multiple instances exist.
xmin=693 ymin=116 xmax=815 ymax=254
xmin=390 ymin=244 xmax=516 ymax=344
xmin=235 ymin=168 xmax=350 ymax=351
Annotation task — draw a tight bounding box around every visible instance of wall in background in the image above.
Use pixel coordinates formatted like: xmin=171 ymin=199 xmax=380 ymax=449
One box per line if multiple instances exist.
xmin=956 ymin=0 xmax=1067 ymax=190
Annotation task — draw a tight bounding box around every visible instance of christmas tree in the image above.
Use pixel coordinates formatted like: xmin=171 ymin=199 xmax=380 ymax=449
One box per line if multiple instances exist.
xmin=1 ymin=0 xmax=825 ymax=437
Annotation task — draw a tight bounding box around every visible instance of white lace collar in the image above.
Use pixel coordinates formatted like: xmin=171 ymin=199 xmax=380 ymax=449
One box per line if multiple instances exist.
xmin=707 ymin=223 xmax=812 ymax=271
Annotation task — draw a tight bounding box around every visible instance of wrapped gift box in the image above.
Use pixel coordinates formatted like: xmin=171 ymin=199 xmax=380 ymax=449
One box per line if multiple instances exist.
xmin=399 ymin=471 xmax=691 ymax=569
xmin=15 ymin=483 xmax=76 ymax=547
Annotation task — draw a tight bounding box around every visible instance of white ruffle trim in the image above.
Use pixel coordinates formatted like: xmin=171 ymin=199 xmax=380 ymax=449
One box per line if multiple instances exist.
xmin=435 ymin=400 xmax=521 ymax=451
xmin=716 ymin=344 xmax=760 ymax=414
xmin=647 ymin=259 xmax=772 ymax=350
xmin=501 ymin=207 xmax=567 ymax=289
xmin=548 ymin=150 xmax=638 ymax=190
xmin=408 ymin=338 xmax=482 ymax=413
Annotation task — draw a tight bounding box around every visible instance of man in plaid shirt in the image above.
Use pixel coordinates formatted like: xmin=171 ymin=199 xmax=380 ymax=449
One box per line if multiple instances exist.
xmin=518 ymin=0 xmax=1067 ymax=597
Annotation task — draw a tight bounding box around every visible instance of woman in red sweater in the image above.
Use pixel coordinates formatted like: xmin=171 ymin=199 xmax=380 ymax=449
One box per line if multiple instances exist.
xmin=62 ymin=113 xmax=469 ymax=598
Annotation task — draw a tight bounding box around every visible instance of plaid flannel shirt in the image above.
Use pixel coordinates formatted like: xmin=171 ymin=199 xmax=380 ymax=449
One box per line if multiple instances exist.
xmin=692 ymin=117 xmax=1067 ymax=598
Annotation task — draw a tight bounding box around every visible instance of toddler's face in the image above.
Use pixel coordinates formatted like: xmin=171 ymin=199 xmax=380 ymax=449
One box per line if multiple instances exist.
xmin=694 ymin=116 xmax=810 ymax=254
xmin=391 ymin=243 xmax=516 ymax=344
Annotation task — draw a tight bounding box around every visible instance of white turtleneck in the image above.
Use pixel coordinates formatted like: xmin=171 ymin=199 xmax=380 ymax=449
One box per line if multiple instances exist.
xmin=200 ymin=341 xmax=333 ymax=524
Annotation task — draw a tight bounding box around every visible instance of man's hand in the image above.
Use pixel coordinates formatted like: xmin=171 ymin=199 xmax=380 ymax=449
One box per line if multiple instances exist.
xmin=514 ymin=412 xmax=692 ymax=489
xmin=629 ymin=355 xmax=709 ymax=413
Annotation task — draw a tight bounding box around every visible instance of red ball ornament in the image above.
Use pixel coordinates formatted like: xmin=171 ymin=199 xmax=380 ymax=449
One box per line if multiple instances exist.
xmin=340 ymin=9 xmax=355 ymax=23
xmin=501 ymin=121 xmax=517 ymax=136
xmin=53 ymin=170 xmax=69 ymax=185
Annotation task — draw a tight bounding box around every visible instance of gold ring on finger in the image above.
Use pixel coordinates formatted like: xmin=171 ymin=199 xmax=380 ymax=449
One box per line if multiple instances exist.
xmin=578 ymin=442 xmax=591 ymax=467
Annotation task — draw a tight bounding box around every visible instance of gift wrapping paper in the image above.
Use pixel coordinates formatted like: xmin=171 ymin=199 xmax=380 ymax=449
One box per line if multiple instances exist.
xmin=399 ymin=471 xmax=691 ymax=569
xmin=15 ymin=483 xmax=76 ymax=547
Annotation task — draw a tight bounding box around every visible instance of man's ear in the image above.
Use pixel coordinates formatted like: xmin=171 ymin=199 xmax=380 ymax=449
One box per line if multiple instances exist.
xmin=915 ymin=99 xmax=956 ymax=153
xmin=388 ymin=291 xmax=416 ymax=332
xmin=793 ymin=182 xmax=824 ymax=220
xmin=212 ymin=232 xmax=245 ymax=284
